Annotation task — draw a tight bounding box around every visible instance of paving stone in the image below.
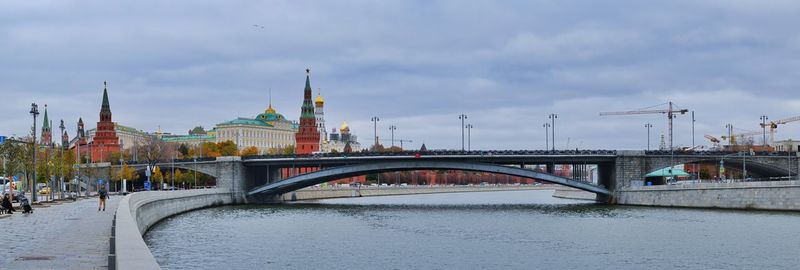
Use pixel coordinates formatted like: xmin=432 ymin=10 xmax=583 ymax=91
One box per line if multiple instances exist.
xmin=0 ymin=195 xmax=118 ymax=269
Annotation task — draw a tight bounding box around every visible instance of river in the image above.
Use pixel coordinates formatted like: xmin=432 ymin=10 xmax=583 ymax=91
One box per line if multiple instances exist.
xmin=144 ymin=190 xmax=800 ymax=269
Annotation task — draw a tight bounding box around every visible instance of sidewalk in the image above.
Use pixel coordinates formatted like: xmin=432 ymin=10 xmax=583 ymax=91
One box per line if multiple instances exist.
xmin=1 ymin=195 xmax=118 ymax=269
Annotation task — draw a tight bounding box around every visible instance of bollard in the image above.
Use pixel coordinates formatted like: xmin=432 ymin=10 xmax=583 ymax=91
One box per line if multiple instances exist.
xmin=109 ymin=236 xmax=115 ymax=254
xmin=108 ymin=254 xmax=116 ymax=270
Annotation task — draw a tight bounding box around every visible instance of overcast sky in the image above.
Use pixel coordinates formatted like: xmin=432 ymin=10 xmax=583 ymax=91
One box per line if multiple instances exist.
xmin=2 ymin=1 xmax=800 ymax=150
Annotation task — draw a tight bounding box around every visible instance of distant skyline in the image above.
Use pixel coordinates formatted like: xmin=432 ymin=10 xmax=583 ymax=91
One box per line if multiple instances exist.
xmin=2 ymin=1 xmax=800 ymax=150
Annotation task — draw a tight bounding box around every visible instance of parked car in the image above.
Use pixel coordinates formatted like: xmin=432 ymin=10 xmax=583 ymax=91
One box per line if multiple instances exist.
xmin=38 ymin=187 xmax=51 ymax=195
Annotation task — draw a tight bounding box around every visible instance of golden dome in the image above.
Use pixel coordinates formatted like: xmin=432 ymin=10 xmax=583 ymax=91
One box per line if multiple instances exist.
xmin=340 ymin=121 xmax=350 ymax=132
xmin=266 ymin=103 xmax=276 ymax=114
xmin=315 ymin=89 xmax=324 ymax=105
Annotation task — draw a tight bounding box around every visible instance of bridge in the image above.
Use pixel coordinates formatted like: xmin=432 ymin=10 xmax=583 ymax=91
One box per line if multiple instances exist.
xmin=113 ymin=150 xmax=798 ymax=203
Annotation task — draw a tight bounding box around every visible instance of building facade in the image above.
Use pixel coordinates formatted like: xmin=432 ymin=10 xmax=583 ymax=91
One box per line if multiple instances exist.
xmin=86 ymin=123 xmax=149 ymax=150
xmin=215 ymin=103 xmax=297 ymax=154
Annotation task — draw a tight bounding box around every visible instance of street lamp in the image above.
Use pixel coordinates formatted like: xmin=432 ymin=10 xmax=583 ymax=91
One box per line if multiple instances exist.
xmin=371 ymin=116 xmax=380 ymax=150
xmin=645 ymin=123 xmax=653 ymax=151
xmin=465 ymin=124 xmax=473 ymax=151
xmin=458 ymin=114 xmax=467 ymax=151
xmin=543 ymin=123 xmax=550 ymax=150
xmin=760 ymin=115 xmax=768 ymax=147
xmin=59 ymin=120 xmax=65 ymax=199
xmin=548 ymin=114 xmax=557 ymax=151
xmin=389 ymin=125 xmax=396 ymax=148
xmin=30 ymin=103 xmax=39 ymax=202
xmin=725 ymin=123 xmax=734 ymax=149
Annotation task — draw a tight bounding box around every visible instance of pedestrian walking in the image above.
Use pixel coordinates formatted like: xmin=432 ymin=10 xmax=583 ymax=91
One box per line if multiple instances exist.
xmin=98 ymin=186 xmax=108 ymax=211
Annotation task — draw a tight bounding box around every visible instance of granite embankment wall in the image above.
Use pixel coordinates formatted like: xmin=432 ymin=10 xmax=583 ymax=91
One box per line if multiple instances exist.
xmin=617 ymin=181 xmax=800 ymax=210
xmin=551 ymin=187 xmax=598 ymax=201
xmin=280 ymin=185 xmax=557 ymax=201
xmin=114 ymin=189 xmax=235 ymax=270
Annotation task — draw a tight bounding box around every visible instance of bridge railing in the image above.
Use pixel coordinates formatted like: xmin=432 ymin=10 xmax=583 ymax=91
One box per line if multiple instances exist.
xmin=241 ymin=149 xmax=618 ymax=160
xmin=645 ymin=150 xmax=797 ymax=157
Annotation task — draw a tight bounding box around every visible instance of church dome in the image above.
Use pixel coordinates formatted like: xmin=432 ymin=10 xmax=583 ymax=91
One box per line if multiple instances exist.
xmin=340 ymin=121 xmax=350 ymax=133
xmin=315 ymin=93 xmax=324 ymax=105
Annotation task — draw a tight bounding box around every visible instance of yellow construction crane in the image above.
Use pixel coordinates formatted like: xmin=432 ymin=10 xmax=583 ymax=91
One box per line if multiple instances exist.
xmin=760 ymin=115 xmax=800 ymax=145
xmin=721 ymin=130 xmax=761 ymax=145
xmin=600 ymin=101 xmax=688 ymax=150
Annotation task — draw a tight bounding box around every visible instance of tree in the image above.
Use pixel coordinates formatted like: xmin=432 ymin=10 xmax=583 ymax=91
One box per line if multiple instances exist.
xmin=387 ymin=146 xmax=403 ymax=153
xmin=217 ymin=141 xmax=238 ymax=156
xmin=240 ymin=146 xmax=259 ymax=156
xmin=370 ymin=143 xmax=385 ymax=152
xmin=201 ymin=142 xmax=220 ymax=157
xmin=178 ymin=144 xmax=190 ymax=158
xmin=135 ymin=136 xmax=171 ymax=167
xmin=282 ymin=145 xmax=295 ymax=155
xmin=151 ymin=166 xmax=163 ymax=189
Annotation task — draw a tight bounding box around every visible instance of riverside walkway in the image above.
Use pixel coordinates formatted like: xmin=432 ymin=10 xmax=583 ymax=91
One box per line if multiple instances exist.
xmin=0 ymin=195 xmax=118 ymax=269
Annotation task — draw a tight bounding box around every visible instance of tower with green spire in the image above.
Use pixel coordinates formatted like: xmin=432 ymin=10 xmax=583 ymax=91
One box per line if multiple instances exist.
xmin=90 ymin=81 xmax=121 ymax=162
xmin=41 ymin=104 xmax=53 ymax=146
xmin=295 ymin=68 xmax=321 ymax=154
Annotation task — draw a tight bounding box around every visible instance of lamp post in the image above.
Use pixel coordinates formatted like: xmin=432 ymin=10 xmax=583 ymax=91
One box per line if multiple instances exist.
xmin=645 ymin=123 xmax=653 ymax=151
xmin=458 ymin=114 xmax=467 ymax=151
xmin=691 ymin=111 xmax=695 ymax=148
xmin=371 ymin=116 xmax=380 ymax=150
xmin=59 ymin=120 xmax=65 ymax=199
xmin=760 ymin=115 xmax=768 ymax=147
xmin=548 ymin=114 xmax=557 ymax=151
xmin=389 ymin=125 xmax=396 ymax=148
xmin=543 ymin=123 xmax=550 ymax=150
xmin=30 ymin=103 xmax=39 ymax=202
xmin=465 ymin=124 xmax=473 ymax=151
xmin=725 ymin=123 xmax=733 ymax=149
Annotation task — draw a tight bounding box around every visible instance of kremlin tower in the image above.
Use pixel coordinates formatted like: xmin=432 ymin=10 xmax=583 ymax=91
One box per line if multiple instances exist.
xmin=295 ymin=69 xmax=321 ymax=154
xmin=40 ymin=105 xmax=52 ymax=147
xmin=87 ymin=81 xmax=121 ymax=162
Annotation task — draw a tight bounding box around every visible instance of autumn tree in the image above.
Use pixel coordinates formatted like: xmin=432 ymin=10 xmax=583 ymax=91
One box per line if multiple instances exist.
xmin=241 ymin=146 xmax=259 ymax=156
xmin=151 ymin=166 xmax=164 ymax=189
xmin=217 ymin=140 xmax=238 ymax=156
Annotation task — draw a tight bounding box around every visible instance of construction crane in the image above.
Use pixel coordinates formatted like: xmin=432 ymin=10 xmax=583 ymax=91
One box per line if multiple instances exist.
xmin=721 ymin=130 xmax=762 ymax=145
xmin=600 ymin=101 xmax=689 ymax=151
xmin=704 ymin=134 xmax=721 ymax=149
xmin=760 ymin=115 xmax=800 ymax=145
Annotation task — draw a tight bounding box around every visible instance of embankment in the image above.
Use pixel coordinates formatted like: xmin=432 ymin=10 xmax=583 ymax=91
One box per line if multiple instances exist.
xmin=617 ymin=180 xmax=800 ymax=210
xmin=114 ymin=189 xmax=235 ymax=270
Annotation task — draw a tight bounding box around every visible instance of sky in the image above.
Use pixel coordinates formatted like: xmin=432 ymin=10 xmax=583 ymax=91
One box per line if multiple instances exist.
xmin=2 ymin=0 xmax=800 ymax=151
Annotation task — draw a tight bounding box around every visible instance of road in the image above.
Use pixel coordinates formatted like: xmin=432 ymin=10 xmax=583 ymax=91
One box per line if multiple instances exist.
xmin=0 ymin=195 xmax=118 ymax=269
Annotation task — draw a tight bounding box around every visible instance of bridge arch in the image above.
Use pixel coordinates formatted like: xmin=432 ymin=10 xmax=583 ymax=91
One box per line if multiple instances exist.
xmin=247 ymin=161 xmax=610 ymax=197
xmin=649 ymin=156 xmax=794 ymax=178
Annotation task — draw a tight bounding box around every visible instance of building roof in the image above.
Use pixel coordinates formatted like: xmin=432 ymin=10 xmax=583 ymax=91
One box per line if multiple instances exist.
xmin=645 ymin=168 xmax=690 ymax=177
xmin=101 ymin=81 xmax=110 ymax=112
xmin=217 ymin=117 xmax=274 ymax=127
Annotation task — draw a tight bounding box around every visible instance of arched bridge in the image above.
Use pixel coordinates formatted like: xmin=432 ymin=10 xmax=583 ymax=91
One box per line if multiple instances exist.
xmin=247 ymin=160 xmax=611 ymax=196
xmin=111 ymin=150 xmax=797 ymax=203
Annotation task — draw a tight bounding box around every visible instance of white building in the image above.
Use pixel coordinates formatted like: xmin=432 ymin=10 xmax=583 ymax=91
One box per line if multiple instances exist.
xmin=214 ymin=103 xmax=297 ymax=154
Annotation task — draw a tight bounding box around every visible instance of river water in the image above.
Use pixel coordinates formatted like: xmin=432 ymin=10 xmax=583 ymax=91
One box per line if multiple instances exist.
xmin=145 ymin=190 xmax=800 ymax=269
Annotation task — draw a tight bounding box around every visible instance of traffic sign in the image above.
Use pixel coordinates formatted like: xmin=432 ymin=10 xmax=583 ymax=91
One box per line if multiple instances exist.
xmin=144 ymin=181 xmax=151 ymax=191
xmin=0 ymin=136 xmax=6 ymax=144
